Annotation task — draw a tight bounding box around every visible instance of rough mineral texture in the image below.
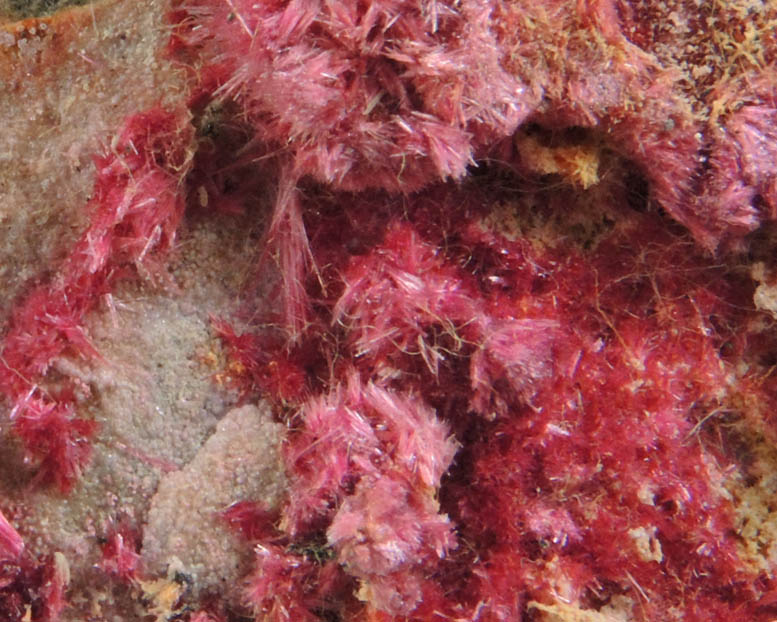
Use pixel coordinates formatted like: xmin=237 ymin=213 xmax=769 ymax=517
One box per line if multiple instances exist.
xmin=1 ymin=0 xmax=777 ymax=621
xmin=142 ymin=403 xmax=286 ymax=595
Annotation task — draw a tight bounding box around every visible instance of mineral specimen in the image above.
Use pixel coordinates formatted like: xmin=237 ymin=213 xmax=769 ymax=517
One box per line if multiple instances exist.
xmin=1 ymin=0 xmax=777 ymax=620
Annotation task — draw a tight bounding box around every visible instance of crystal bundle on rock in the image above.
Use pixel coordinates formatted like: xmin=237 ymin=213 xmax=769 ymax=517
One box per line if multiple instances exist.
xmin=214 ymin=180 xmax=777 ymax=620
xmin=1 ymin=0 xmax=777 ymax=620
xmin=0 ymin=108 xmax=193 ymax=491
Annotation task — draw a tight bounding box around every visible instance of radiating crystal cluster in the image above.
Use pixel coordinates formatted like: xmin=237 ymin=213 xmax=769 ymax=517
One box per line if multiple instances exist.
xmin=1 ymin=0 xmax=777 ymax=620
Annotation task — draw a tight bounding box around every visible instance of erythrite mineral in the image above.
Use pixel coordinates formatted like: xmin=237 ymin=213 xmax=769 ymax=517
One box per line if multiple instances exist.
xmin=1 ymin=0 xmax=777 ymax=620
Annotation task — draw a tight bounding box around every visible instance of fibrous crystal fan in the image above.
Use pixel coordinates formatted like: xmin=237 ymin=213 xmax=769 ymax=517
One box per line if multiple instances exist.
xmin=0 ymin=0 xmax=777 ymax=620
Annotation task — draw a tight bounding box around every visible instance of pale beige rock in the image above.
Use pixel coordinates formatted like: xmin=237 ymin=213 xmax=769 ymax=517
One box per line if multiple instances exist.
xmin=142 ymin=403 xmax=287 ymax=594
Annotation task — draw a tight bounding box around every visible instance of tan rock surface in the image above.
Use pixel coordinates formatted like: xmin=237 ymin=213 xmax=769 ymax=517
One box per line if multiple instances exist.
xmin=142 ymin=403 xmax=286 ymax=595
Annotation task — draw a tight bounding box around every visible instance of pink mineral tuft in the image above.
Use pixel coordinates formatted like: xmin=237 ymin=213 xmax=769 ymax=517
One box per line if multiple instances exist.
xmin=469 ymin=317 xmax=559 ymax=417
xmin=220 ymin=501 xmax=280 ymax=542
xmin=327 ymin=476 xmax=455 ymax=575
xmin=243 ymin=544 xmax=318 ymax=622
xmin=361 ymin=381 xmax=457 ymax=488
xmin=0 ymin=107 xmax=193 ymax=490
xmin=282 ymin=370 xmax=457 ymax=541
xmin=327 ymin=476 xmax=455 ymax=616
xmin=170 ymin=0 xmax=530 ymax=193
xmin=98 ymin=519 xmax=142 ymax=583
xmin=0 ymin=511 xmax=23 ymax=562
xmin=730 ymin=103 xmax=777 ymax=219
